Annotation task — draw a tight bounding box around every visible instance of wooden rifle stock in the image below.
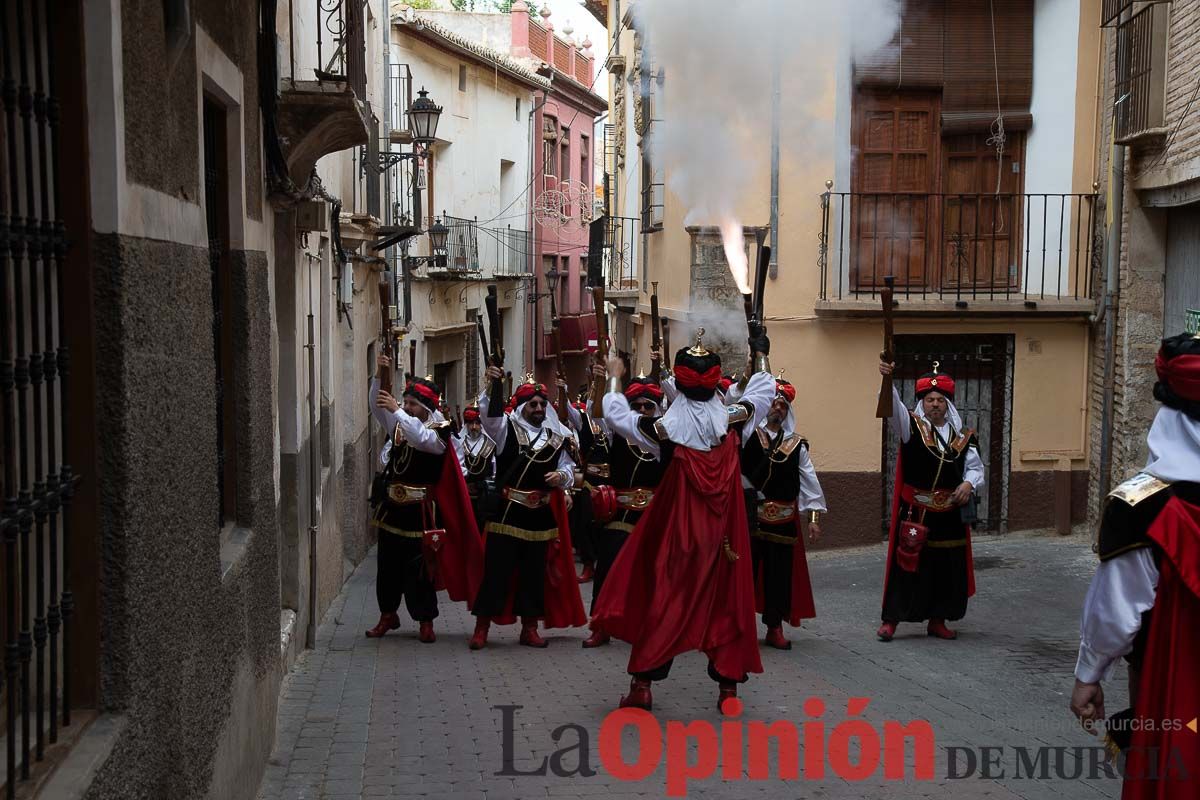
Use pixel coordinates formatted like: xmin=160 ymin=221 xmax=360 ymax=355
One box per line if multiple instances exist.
xmin=875 ymin=276 xmax=896 ymax=418
xmin=650 ymin=282 xmax=662 ymax=380
xmin=661 ymin=321 xmax=671 ymax=380
xmin=485 ymin=285 xmax=505 ymax=416
xmin=589 ymin=286 xmax=609 ymax=418
xmin=408 ymin=340 xmax=416 ymax=386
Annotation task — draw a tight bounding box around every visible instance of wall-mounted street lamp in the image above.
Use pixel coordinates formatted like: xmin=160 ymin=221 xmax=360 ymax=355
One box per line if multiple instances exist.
xmin=408 ymin=87 xmax=443 ymax=147
xmin=427 ymin=217 xmax=449 ymax=255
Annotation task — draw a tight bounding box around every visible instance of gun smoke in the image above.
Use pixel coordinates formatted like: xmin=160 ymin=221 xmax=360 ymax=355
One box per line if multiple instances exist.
xmin=633 ymin=0 xmax=900 ymax=296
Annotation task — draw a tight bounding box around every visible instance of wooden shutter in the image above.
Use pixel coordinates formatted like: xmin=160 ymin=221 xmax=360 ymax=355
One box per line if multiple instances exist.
xmin=851 ymin=89 xmax=941 ymax=289
xmin=943 ymin=0 xmax=1033 ymax=125
xmin=855 ymin=0 xmax=944 ymax=89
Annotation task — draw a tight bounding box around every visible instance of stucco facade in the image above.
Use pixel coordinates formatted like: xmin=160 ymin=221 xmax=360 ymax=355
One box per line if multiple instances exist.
xmin=600 ymin=0 xmax=1105 ymax=544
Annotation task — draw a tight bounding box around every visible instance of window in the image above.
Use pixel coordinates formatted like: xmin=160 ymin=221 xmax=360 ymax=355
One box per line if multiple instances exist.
xmin=1114 ymin=3 xmax=1170 ymax=142
xmin=515 ymin=97 xmax=521 ymax=121
xmin=560 ymin=127 xmax=571 ymax=184
xmin=458 ymin=64 xmax=467 ymax=92
xmin=640 ymin=154 xmax=664 ymax=232
xmin=559 ymin=256 xmax=571 ymax=310
xmin=580 ymin=135 xmax=590 ymax=191
xmin=203 ymin=96 xmax=239 ymax=527
xmin=543 ymin=116 xmax=558 ymax=178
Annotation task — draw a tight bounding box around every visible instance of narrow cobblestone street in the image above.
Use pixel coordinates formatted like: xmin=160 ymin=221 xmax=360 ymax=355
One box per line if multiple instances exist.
xmin=257 ymin=532 xmax=1125 ymax=800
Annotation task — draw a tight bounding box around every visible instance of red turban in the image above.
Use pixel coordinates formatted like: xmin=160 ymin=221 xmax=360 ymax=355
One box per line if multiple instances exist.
xmin=462 ymin=408 xmax=481 ymax=423
xmin=624 ymin=381 xmax=664 ymax=403
xmin=510 ymin=382 xmax=550 ymax=408
xmin=775 ymin=381 xmax=796 ymax=403
xmin=1155 ymin=336 xmax=1200 ymax=404
xmin=916 ymin=373 xmax=955 ymax=401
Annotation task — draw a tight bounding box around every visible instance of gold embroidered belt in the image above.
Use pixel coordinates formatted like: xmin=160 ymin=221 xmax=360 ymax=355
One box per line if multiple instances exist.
xmin=586 ymin=463 xmax=611 ymax=479
xmin=757 ymin=500 xmax=797 ymax=524
xmin=615 ymin=487 xmax=655 ymax=510
xmin=386 ymin=483 xmax=430 ymax=506
xmin=900 ymin=485 xmax=956 ymax=512
xmin=503 ymin=487 xmax=551 ymax=508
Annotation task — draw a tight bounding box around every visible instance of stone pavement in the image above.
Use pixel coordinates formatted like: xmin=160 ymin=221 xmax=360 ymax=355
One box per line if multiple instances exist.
xmin=257 ymin=531 xmax=1129 ymax=800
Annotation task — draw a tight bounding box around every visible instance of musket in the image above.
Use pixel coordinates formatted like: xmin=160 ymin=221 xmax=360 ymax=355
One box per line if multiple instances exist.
xmin=589 ymin=286 xmax=609 ymax=418
xmin=740 ymin=243 xmax=771 ymax=387
xmin=650 ymin=282 xmax=662 ymax=380
xmin=876 ymin=275 xmax=896 ymax=418
xmin=408 ymin=339 xmax=416 ymax=387
xmin=549 ymin=289 xmax=569 ymax=423
xmin=661 ymin=320 xmax=671 ymax=380
xmin=484 ymin=285 xmax=506 ymax=416
xmin=378 ymin=278 xmax=395 ymax=393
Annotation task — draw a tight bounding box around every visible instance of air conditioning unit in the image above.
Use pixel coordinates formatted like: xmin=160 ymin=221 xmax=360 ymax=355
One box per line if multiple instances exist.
xmin=296 ymin=200 xmax=327 ymax=232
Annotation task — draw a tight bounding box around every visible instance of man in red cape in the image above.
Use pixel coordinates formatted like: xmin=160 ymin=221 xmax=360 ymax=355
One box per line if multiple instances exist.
xmin=468 ymin=371 xmax=586 ymax=649
xmin=367 ymin=361 xmax=484 ymax=642
xmin=740 ymin=377 xmax=825 ymax=650
xmin=1072 ymin=332 xmax=1200 ymax=798
xmin=592 ymin=330 xmax=775 ymax=711
xmin=876 ymin=362 xmax=983 ymax=642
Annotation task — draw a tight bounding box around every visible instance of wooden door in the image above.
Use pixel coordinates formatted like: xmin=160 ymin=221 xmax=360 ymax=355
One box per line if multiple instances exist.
xmin=852 ymin=90 xmax=940 ymax=290
xmin=941 ymin=132 xmax=1025 ymax=290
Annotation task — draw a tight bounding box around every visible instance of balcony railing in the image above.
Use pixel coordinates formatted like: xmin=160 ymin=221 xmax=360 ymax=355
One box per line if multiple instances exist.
xmin=818 ymin=191 xmax=1099 ymax=304
xmin=438 ymin=216 xmax=531 ymax=278
xmin=586 ymin=216 xmax=639 ymax=293
xmin=1102 ymin=0 xmax=1171 ymax=27
xmin=315 ymin=0 xmax=367 ymax=99
xmin=387 ymin=63 xmax=414 ymax=141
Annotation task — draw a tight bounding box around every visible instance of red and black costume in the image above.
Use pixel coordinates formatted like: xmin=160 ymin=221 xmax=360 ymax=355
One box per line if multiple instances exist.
xmin=581 ymin=378 xmax=667 ymax=648
xmin=881 ymin=371 xmax=983 ymax=637
xmin=741 ymin=379 xmax=824 ymax=647
xmin=470 ymin=381 xmax=586 ymax=648
xmin=566 ymin=400 xmax=606 ymax=582
xmin=1075 ymin=333 xmax=1200 ymax=799
xmin=592 ymin=338 xmax=775 ymax=709
xmin=366 ymin=377 xmax=484 ymax=641
xmin=456 ymin=406 xmax=497 ymax=531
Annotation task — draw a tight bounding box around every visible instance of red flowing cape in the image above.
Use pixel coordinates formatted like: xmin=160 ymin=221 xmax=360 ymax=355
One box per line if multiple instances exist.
xmin=881 ymin=450 xmax=976 ymax=600
xmin=429 ymin=439 xmax=485 ymax=606
xmin=591 ymin=434 xmax=764 ymax=681
xmin=1123 ymin=495 xmax=1200 ymax=800
xmin=754 ymin=518 xmax=816 ymax=627
xmin=485 ymin=489 xmax=587 ymax=629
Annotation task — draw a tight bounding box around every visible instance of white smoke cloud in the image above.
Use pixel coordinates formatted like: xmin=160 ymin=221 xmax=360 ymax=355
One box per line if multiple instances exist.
xmin=634 ymin=0 xmax=900 ymax=292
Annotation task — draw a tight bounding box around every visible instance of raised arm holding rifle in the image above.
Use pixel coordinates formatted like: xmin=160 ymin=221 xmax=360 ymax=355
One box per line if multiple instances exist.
xmin=467 ymin=329 xmax=586 ymax=651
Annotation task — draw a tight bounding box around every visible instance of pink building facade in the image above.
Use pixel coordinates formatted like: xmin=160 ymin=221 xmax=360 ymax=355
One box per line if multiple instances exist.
xmin=510 ymin=5 xmax=607 ymax=392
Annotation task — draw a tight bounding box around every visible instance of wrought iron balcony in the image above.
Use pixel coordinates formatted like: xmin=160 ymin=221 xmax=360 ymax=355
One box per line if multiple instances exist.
xmin=817 ymin=190 xmax=1099 ymax=314
xmin=586 ymin=216 xmax=640 ymax=299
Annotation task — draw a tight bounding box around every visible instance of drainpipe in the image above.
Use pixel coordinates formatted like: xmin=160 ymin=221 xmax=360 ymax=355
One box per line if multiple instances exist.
xmin=1097 ymin=17 xmax=1128 ymax=503
xmin=305 ymin=256 xmax=320 ymax=649
xmin=768 ymin=24 xmax=780 ymax=278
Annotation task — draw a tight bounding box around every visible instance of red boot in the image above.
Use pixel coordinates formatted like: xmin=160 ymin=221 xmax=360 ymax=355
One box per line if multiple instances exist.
xmin=619 ymin=678 xmax=652 ymax=710
xmin=927 ymin=619 xmax=957 ymax=640
xmin=764 ymin=626 xmax=791 ymax=650
xmin=519 ymin=618 xmax=548 ymax=648
xmin=717 ymin=682 xmax=738 ymax=713
xmin=469 ymin=617 xmax=490 ymax=650
xmin=418 ymin=621 xmax=436 ymax=643
xmin=365 ymin=612 xmax=400 ymax=638
xmin=876 ymin=621 xmax=896 ymax=642
xmin=582 ymin=629 xmax=611 ymax=648
xmin=577 ymin=562 xmax=595 ymax=583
